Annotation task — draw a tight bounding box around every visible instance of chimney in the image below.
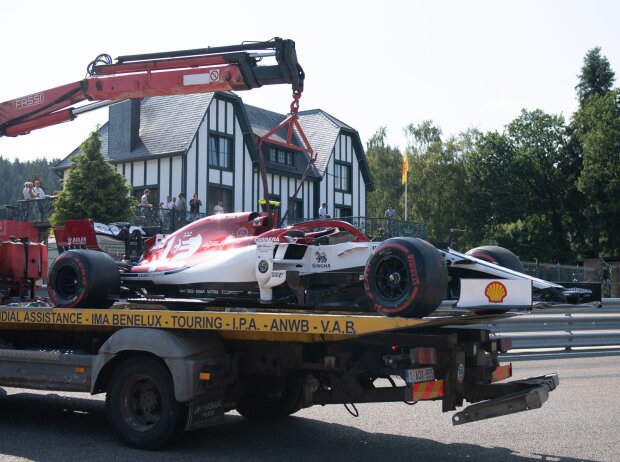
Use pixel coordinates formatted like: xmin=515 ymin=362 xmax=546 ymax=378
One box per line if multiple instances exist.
xmin=108 ymin=99 xmax=140 ymax=156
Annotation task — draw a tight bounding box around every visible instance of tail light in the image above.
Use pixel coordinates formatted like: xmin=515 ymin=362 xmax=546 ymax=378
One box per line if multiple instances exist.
xmin=410 ymin=347 xmax=437 ymax=366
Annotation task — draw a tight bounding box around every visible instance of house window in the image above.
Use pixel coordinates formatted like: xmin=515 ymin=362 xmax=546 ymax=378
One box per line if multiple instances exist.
xmin=207 ymin=186 xmax=233 ymax=215
xmin=334 ymin=162 xmax=351 ymax=192
xmin=269 ymin=147 xmax=295 ymax=167
xmin=208 ymin=134 xmax=232 ymax=170
xmin=335 ymin=207 xmax=352 ymax=218
xmin=289 ymin=198 xmax=304 ymax=221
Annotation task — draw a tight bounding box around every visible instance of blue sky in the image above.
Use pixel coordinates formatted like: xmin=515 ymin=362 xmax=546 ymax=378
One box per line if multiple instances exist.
xmin=1 ymin=0 xmax=618 ymax=161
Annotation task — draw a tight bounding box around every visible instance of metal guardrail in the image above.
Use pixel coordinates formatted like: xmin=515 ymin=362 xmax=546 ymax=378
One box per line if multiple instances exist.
xmin=467 ymin=299 xmax=620 ymax=358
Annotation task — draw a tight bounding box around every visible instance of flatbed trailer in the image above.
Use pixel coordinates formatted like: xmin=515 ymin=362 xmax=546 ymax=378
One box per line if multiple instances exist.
xmin=0 ymin=305 xmax=558 ymax=449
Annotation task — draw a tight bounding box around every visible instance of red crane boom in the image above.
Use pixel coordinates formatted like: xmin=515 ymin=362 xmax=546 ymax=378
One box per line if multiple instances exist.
xmin=0 ymin=38 xmax=304 ymax=137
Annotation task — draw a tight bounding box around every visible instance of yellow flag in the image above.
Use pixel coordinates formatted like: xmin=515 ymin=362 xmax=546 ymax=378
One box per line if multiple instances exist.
xmin=401 ymin=151 xmax=408 ymax=185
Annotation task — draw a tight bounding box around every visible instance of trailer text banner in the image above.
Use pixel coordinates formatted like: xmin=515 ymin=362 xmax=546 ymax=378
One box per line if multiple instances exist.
xmin=0 ymin=307 xmax=437 ymax=343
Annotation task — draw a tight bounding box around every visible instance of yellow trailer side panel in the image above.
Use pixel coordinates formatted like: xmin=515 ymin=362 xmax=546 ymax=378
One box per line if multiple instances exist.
xmin=0 ymin=307 xmax=512 ymax=343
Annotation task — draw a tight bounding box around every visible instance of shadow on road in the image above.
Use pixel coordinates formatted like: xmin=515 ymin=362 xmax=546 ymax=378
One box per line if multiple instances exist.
xmin=0 ymin=390 xmax=598 ymax=462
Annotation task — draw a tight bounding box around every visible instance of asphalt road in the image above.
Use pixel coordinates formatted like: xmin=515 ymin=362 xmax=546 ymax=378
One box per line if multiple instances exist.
xmin=0 ymin=356 xmax=618 ymax=462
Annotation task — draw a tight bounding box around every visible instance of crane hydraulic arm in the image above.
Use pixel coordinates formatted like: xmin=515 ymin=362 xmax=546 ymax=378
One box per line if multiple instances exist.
xmin=0 ymin=38 xmax=304 ymax=138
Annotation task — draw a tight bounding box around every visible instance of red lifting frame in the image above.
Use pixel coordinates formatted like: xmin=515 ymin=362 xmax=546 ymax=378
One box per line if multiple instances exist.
xmin=256 ymin=88 xmax=316 ymax=227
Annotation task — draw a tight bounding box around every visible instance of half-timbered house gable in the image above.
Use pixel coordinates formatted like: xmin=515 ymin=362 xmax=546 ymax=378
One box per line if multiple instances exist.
xmin=56 ymin=93 xmax=373 ymax=220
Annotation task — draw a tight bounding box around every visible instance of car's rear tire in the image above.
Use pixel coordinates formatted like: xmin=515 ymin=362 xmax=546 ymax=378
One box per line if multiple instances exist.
xmin=47 ymin=249 xmax=120 ymax=308
xmin=465 ymin=246 xmax=525 ymax=273
xmin=364 ymin=238 xmax=448 ymax=318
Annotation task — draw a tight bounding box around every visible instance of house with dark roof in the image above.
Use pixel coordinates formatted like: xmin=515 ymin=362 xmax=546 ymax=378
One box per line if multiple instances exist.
xmin=56 ymin=92 xmax=374 ymax=220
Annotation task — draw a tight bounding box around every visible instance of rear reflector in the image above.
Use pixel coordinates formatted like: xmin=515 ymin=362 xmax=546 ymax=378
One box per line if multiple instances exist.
xmin=491 ymin=364 xmax=512 ymax=382
xmin=411 ymin=380 xmax=444 ymax=401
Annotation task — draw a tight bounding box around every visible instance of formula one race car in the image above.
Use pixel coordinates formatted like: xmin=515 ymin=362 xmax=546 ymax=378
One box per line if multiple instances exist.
xmin=47 ymin=212 xmax=601 ymax=318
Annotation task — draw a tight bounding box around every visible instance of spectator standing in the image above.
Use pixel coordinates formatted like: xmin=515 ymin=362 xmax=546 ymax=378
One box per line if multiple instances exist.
xmin=318 ymin=202 xmax=328 ymax=219
xmin=140 ymin=189 xmax=152 ymax=207
xmin=190 ymin=193 xmax=203 ymax=219
xmin=26 ymin=183 xmax=36 ymax=200
xmin=384 ymin=205 xmax=397 ymax=219
xmin=177 ymin=192 xmax=188 ymax=227
xmin=177 ymin=193 xmax=187 ymax=211
xmin=161 ymin=195 xmax=174 ymax=231
xmin=33 ymin=180 xmax=46 ymax=199
xmin=22 ymin=182 xmax=31 ymax=200
xmin=213 ymin=201 xmax=224 ymax=214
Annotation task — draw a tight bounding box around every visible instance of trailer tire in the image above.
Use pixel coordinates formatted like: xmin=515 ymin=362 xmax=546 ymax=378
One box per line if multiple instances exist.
xmin=466 ymin=246 xmax=525 ymax=273
xmin=236 ymin=374 xmax=303 ymax=421
xmin=47 ymin=249 xmax=120 ymax=308
xmin=106 ymin=356 xmax=187 ymax=449
xmin=364 ymin=237 xmax=447 ymax=318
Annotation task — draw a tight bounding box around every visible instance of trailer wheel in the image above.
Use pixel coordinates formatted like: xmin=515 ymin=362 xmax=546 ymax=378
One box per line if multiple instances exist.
xmin=364 ymin=237 xmax=447 ymax=318
xmin=466 ymin=246 xmax=525 ymax=273
xmin=106 ymin=356 xmax=187 ymax=449
xmin=47 ymin=249 xmax=120 ymax=308
xmin=236 ymin=374 xmax=303 ymax=421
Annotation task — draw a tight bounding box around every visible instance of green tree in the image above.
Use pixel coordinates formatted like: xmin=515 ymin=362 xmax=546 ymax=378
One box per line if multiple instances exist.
xmin=404 ymin=122 xmax=472 ymax=241
xmin=462 ymin=131 xmax=515 ymax=245
xmin=462 ymin=110 xmax=574 ymax=261
xmin=0 ymin=156 xmax=61 ymax=205
xmin=50 ymin=130 xmax=134 ymax=226
xmin=365 ymin=127 xmax=404 ymax=219
xmin=576 ymin=47 xmax=615 ymax=107
xmin=573 ymin=89 xmax=620 ymax=257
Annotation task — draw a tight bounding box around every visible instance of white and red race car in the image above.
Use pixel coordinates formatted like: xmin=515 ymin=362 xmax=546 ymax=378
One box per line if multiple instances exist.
xmin=47 ymin=212 xmax=600 ymax=318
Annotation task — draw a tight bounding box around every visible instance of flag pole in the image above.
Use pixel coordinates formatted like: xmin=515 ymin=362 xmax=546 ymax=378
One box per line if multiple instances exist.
xmin=404 ymin=168 xmax=408 ymax=221
xmin=403 ymin=150 xmax=408 ymax=221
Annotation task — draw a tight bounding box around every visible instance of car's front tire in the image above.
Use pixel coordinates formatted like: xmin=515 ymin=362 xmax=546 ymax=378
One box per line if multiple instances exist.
xmin=364 ymin=238 xmax=447 ymax=318
xmin=465 ymin=246 xmax=525 ymax=273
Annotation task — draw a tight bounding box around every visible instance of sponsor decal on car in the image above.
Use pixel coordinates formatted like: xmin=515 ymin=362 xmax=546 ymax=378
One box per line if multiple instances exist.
xmin=67 ymin=236 xmax=87 ymax=246
xmin=258 ymin=260 xmax=269 ymax=273
xmin=485 ymin=281 xmax=507 ymax=303
xmin=312 ymin=251 xmax=330 ymax=269
xmin=456 ymin=279 xmax=532 ymax=309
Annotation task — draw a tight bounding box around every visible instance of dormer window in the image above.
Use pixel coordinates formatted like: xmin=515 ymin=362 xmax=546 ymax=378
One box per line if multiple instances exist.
xmin=269 ymin=147 xmax=295 ymax=167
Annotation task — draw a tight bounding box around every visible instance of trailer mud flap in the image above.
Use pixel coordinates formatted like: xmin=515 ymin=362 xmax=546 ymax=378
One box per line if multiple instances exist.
xmin=185 ymin=393 xmax=224 ymax=430
xmin=452 ymin=373 xmax=559 ymax=425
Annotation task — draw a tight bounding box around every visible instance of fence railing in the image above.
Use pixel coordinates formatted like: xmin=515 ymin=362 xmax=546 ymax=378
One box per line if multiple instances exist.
xmin=521 ymin=261 xmax=597 ymax=283
xmin=12 ymin=198 xmax=56 ymax=224
xmin=132 ymin=207 xmax=207 ymax=233
xmin=458 ymin=299 xmax=620 ymax=357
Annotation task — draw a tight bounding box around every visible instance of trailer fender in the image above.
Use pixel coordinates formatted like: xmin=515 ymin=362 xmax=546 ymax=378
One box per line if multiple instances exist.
xmin=91 ymin=328 xmax=225 ymax=402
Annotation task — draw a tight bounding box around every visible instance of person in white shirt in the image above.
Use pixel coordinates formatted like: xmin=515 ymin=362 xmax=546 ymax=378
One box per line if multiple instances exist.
xmin=318 ymin=202 xmax=328 ymax=219
xmin=384 ymin=205 xmax=397 ymax=219
xmin=140 ymin=189 xmax=152 ymax=208
xmin=22 ymin=182 xmax=30 ymax=200
xmin=163 ymin=195 xmax=174 ymax=209
xmin=33 ymin=180 xmax=46 ymax=199
xmin=213 ymin=201 xmax=224 ymax=214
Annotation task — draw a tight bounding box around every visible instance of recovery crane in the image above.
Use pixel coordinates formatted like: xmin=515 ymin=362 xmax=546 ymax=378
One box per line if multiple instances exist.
xmin=0 ymin=39 xmax=559 ymax=450
xmin=0 ymin=38 xmax=304 ymax=138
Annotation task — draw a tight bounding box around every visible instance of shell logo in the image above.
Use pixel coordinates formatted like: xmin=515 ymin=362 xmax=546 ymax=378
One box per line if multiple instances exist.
xmin=485 ymin=281 xmax=507 ymax=303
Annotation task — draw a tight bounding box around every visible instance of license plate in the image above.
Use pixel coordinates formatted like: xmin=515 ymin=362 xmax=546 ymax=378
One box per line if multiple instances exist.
xmin=405 ymin=367 xmax=435 ymax=384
